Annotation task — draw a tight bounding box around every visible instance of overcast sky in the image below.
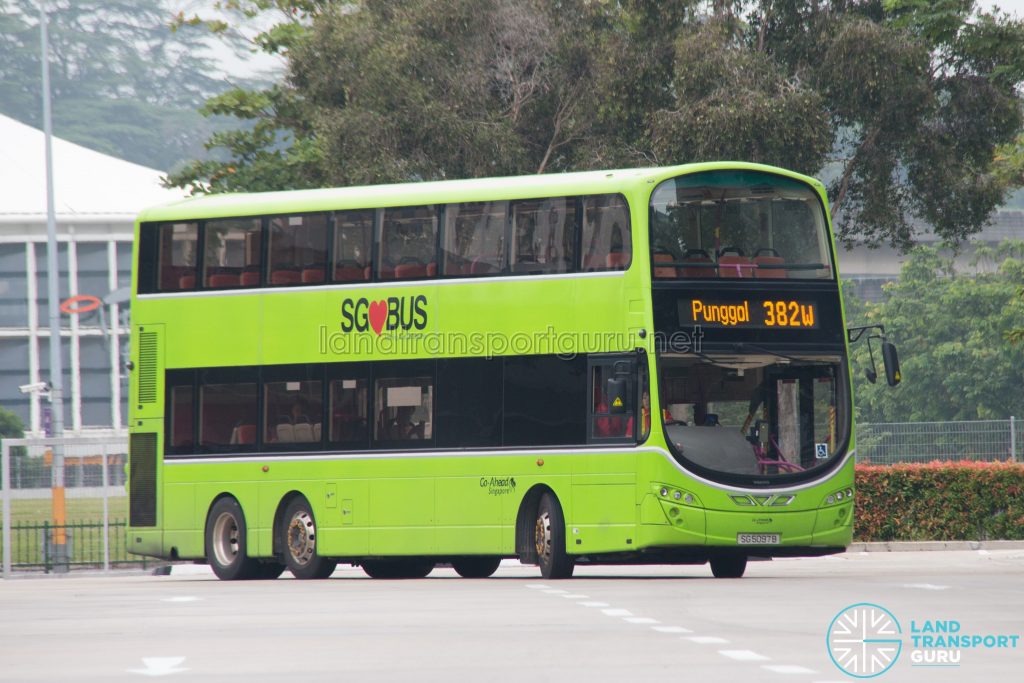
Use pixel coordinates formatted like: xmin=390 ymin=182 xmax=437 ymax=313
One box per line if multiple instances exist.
xmin=991 ymin=0 xmax=1024 ymax=15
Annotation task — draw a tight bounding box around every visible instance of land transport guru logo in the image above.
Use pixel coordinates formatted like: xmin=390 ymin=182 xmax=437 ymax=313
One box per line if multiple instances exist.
xmin=826 ymin=602 xmax=1020 ymax=678
xmin=827 ymin=603 xmax=903 ymax=678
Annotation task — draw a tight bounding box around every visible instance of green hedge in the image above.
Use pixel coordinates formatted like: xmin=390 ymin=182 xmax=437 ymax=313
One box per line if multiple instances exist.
xmin=854 ymin=462 xmax=1024 ymax=541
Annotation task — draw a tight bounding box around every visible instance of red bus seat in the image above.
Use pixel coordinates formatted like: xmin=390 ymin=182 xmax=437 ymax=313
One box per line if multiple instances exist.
xmin=207 ymin=273 xmax=240 ymax=288
xmin=301 ymin=267 xmax=325 ymax=283
xmin=754 ymin=249 xmax=787 ymax=278
xmin=606 ymin=251 xmax=630 ymax=270
xmin=270 ymin=269 xmax=301 ymax=285
xmin=718 ymin=248 xmax=753 ymax=278
xmin=680 ymin=249 xmax=715 ymax=278
xmin=239 ymin=270 xmax=260 ymax=287
xmin=652 ymin=252 xmax=677 ymax=278
xmin=394 ymin=262 xmax=426 ymax=279
xmin=334 ymin=263 xmax=370 ymax=282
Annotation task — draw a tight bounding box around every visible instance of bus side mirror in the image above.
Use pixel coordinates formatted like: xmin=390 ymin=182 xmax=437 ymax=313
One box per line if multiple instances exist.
xmin=606 ymin=377 xmax=628 ymax=414
xmin=882 ymin=341 xmax=901 ymax=387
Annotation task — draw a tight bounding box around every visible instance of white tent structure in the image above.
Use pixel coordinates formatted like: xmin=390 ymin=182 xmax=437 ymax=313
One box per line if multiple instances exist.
xmin=0 ymin=113 xmax=187 ymax=435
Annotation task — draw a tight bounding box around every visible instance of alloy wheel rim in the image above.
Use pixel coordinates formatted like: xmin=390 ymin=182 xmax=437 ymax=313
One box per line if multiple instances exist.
xmin=287 ymin=511 xmax=316 ymax=566
xmin=212 ymin=512 xmax=240 ymax=567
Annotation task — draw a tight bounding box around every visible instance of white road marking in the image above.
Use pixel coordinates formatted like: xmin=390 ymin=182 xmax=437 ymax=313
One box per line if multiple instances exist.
xmin=524 ymin=584 xmax=549 ymax=589
xmin=601 ymin=608 xmax=633 ymax=617
xmin=541 ymin=589 xmax=568 ymax=594
xmin=719 ymin=650 xmax=770 ymax=662
xmin=685 ymin=636 xmax=730 ymax=645
xmin=901 ymin=583 xmax=950 ymax=591
xmin=127 ymin=657 xmax=189 ymax=677
xmin=762 ymin=664 xmax=817 ymax=674
xmin=160 ymin=597 xmax=199 ymax=603
xmin=624 ymin=617 xmax=659 ymax=624
xmin=652 ymin=626 xmax=693 ymax=634
xmin=579 ymin=601 xmax=610 ymax=608
xmin=560 ymin=594 xmax=588 ymax=599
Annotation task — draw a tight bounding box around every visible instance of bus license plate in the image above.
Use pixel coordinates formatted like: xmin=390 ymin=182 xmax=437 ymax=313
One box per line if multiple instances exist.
xmin=737 ymin=533 xmax=780 ymax=545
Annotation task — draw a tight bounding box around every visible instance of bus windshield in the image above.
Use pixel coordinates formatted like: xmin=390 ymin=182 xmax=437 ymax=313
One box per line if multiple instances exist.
xmin=658 ymin=354 xmax=848 ymax=482
xmin=650 ymin=170 xmax=833 ymax=280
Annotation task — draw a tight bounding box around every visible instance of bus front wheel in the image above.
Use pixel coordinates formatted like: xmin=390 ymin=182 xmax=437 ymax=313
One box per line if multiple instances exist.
xmin=535 ymin=493 xmax=574 ymax=579
xmin=282 ymin=498 xmax=337 ymax=579
xmin=710 ymin=556 xmax=747 ymax=578
xmin=451 ymin=556 xmax=502 ymax=578
xmin=206 ymin=497 xmax=259 ymax=580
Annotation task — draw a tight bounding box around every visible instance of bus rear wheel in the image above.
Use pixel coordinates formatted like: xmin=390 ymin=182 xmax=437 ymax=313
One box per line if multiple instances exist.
xmin=451 ymin=556 xmax=502 ymax=578
xmin=710 ymin=555 xmax=747 ymax=578
xmin=534 ymin=493 xmax=574 ymax=579
xmin=206 ymin=497 xmax=259 ymax=580
xmin=282 ymin=498 xmax=337 ymax=579
xmin=361 ymin=559 xmax=435 ymax=579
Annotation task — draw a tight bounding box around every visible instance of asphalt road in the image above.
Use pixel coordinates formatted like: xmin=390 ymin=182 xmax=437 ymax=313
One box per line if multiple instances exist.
xmin=1 ymin=550 xmax=1021 ymax=682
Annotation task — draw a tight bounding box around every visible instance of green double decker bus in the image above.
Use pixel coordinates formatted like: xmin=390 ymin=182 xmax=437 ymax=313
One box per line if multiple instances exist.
xmin=127 ymin=162 xmax=862 ymax=580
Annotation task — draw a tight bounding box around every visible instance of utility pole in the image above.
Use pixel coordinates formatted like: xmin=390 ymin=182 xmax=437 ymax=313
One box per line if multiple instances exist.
xmin=40 ymin=1 xmax=68 ymax=572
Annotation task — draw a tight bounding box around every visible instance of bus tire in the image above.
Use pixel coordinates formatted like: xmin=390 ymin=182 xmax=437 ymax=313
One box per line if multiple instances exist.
xmin=206 ymin=497 xmax=259 ymax=580
xmin=451 ymin=556 xmax=502 ymax=578
xmin=282 ymin=498 xmax=337 ymax=579
xmin=361 ymin=559 xmax=435 ymax=579
xmin=710 ymin=555 xmax=747 ymax=578
xmin=535 ymin=492 xmax=574 ymax=579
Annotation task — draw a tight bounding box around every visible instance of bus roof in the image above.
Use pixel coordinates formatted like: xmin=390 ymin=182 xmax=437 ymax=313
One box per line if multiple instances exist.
xmin=138 ymin=161 xmax=824 ymax=223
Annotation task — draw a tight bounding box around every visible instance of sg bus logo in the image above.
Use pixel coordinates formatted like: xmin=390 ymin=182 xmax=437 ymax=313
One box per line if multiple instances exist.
xmin=340 ymin=295 xmax=427 ymax=336
xmin=827 ymin=603 xmax=903 ymax=678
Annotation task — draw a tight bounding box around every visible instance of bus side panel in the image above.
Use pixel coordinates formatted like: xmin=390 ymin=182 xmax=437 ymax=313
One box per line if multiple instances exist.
xmin=570 ymin=452 xmax=638 ymax=554
xmin=434 ymin=474 xmax=505 ymax=555
xmin=162 ymin=482 xmax=198 ymax=558
xmin=367 ymin=477 xmax=437 ymax=555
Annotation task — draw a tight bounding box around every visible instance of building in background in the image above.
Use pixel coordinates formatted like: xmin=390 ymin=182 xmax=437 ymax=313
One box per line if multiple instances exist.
xmin=838 ymin=211 xmax=1024 ymax=302
xmin=0 ymin=114 xmax=186 ymax=436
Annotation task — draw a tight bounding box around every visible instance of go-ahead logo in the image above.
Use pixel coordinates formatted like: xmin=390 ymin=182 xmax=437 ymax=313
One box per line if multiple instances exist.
xmin=827 ymin=603 xmax=903 ymax=678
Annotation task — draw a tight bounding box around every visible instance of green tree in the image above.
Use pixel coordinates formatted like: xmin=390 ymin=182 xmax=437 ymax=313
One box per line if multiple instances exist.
xmin=752 ymin=0 xmax=1024 ymax=248
xmin=0 ymin=406 xmax=24 ymax=440
xmin=169 ymin=1 xmax=1024 ymax=251
xmin=845 ymin=241 xmax=1024 ymax=422
xmin=0 ymin=0 xmax=252 ymax=171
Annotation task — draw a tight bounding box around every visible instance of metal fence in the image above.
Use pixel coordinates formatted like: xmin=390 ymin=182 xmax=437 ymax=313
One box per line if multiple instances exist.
xmin=1 ymin=435 xmax=143 ymax=577
xmin=856 ymin=418 xmax=1021 ymax=465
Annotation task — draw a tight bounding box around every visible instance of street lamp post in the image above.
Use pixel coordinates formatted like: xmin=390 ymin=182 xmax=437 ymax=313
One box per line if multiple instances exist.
xmin=40 ymin=1 xmax=68 ymax=572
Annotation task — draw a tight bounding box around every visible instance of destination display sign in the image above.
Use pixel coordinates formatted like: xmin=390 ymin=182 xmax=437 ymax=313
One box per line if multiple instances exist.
xmin=679 ymin=298 xmax=819 ymax=329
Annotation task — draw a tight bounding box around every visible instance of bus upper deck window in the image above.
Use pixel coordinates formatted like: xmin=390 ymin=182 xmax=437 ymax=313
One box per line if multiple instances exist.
xmin=582 ymin=195 xmax=631 ymax=272
xmin=203 ymin=218 xmax=261 ymax=288
xmin=332 ymin=210 xmax=373 ymax=283
xmin=157 ymin=222 xmax=198 ymax=291
xmin=510 ymin=198 xmax=577 ymax=274
xmin=268 ymin=214 xmax=328 ymax=286
xmin=443 ymin=201 xmax=507 ymax=276
xmin=379 ymin=206 xmax=438 ymax=281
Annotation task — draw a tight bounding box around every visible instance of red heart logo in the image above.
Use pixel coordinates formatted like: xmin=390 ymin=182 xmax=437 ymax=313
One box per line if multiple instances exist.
xmin=368 ymin=300 xmax=388 ymax=335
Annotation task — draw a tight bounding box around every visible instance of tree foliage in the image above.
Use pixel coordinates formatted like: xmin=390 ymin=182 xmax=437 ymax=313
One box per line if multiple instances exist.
xmin=844 ymin=241 xmax=1024 ymax=422
xmin=169 ymin=0 xmax=1024 ymax=249
xmin=0 ymin=0 xmax=252 ymax=171
xmin=0 ymin=405 xmax=25 ymax=445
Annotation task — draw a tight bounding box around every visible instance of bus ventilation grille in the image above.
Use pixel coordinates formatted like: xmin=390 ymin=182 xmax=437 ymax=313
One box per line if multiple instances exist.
xmin=129 ymin=432 xmax=157 ymax=527
xmin=137 ymin=331 xmax=158 ymax=404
